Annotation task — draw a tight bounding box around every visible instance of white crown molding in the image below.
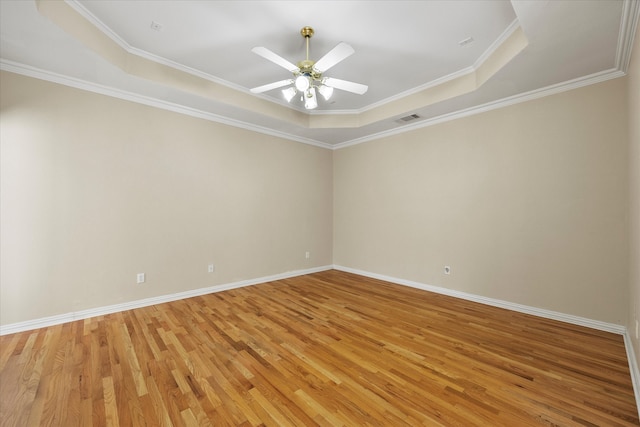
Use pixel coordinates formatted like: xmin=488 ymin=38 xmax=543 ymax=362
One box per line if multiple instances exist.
xmin=356 ymin=18 xmax=521 ymax=115
xmin=65 ymin=0 xmax=312 ymax=115
xmin=0 ymin=58 xmax=626 ymax=153
xmin=473 ymin=18 xmax=521 ymax=70
xmin=0 ymin=60 xmax=332 ymax=150
xmin=65 ymin=0 xmax=248 ymax=95
xmin=0 ymin=265 xmax=333 ymax=336
xmin=359 ymin=67 xmax=476 ymax=115
xmin=68 ymin=0 xmax=314 ymax=115
xmin=29 ymin=0 xmax=637 ymax=137
xmin=332 ymin=265 xmax=625 ymax=334
xmin=65 ymin=0 xmax=130 ymax=50
xmin=616 ymin=0 xmax=640 ymax=72
xmin=332 ymin=67 xmax=625 ymax=150
xmin=63 ymin=1 xmax=521 ymax=118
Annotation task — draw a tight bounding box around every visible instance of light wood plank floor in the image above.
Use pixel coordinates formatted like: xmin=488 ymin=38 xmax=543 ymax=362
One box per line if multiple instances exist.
xmin=1 ymin=270 xmax=638 ymax=426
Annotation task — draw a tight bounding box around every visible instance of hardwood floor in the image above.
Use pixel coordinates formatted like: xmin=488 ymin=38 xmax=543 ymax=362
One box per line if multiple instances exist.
xmin=1 ymin=270 xmax=638 ymax=426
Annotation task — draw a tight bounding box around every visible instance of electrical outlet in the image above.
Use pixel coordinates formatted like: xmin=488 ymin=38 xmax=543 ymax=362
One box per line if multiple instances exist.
xmin=305 ymin=251 xmax=310 ymax=259
xmin=208 ymin=264 xmax=215 ymax=273
xmin=444 ymin=266 xmax=451 ymax=275
xmin=136 ymin=273 xmax=145 ymax=284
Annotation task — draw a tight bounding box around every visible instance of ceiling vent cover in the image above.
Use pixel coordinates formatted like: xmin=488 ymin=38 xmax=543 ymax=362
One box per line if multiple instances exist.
xmin=395 ymin=113 xmax=422 ymax=124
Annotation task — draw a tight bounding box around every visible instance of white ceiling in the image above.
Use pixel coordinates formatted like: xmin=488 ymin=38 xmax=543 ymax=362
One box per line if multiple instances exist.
xmin=1 ymin=1 xmax=638 ymax=148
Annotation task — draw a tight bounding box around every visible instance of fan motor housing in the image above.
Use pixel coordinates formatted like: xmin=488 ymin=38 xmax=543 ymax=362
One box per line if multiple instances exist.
xmin=297 ymin=59 xmax=321 ymax=79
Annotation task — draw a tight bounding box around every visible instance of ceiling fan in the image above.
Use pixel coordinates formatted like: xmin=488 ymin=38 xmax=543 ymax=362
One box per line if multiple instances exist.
xmin=250 ymin=26 xmax=368 ymax=110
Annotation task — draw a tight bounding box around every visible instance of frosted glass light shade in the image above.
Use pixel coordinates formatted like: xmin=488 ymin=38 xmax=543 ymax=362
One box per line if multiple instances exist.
xmin=304 ymin=87 xmax=318 ymax=109
xmin=282 ymin=87 xmax=297 ymax=102
xmin=318 ymin=85 xmax=333 ymax=101
xmin=295 ymin=75 xmax=310 ymax=91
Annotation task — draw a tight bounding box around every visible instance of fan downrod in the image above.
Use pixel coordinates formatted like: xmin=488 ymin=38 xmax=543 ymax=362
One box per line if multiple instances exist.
xmin=298 ymin=26 xmax=317 ymax=74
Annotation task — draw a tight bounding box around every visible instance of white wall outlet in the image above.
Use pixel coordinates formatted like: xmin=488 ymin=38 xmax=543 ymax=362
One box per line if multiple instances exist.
xmin=305 ymin=251 xmax=310 ymax=259
xmin=444 ymin=266 xmax=451 ymax=275
xmin=208 ymin=264 xmax=215 ymax=273
xmin=136 ymin=273 xmax=145 ymax=284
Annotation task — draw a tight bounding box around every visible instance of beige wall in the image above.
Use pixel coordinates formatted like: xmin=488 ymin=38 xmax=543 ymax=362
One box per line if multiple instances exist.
xmin=0 ymin=71 xmax=333 ymax=326
xmin=628 ymin=23 xmax=640 ymax=370
xmin=0 ymin=62 xmax=635 ymax=334
xmin=334 ymin=77 xmax=629 ymax=325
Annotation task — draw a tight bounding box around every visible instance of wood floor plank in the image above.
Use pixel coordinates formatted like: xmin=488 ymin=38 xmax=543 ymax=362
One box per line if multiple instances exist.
xmin=0 ymin=270 xmax=638 ymax=426
xmin=102 ymin=376 xmax=120 ymax=427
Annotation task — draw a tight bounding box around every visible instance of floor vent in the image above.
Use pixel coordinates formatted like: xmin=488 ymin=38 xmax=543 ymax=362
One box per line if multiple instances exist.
xmin=395 ymin=113 xmax=422 ymax=124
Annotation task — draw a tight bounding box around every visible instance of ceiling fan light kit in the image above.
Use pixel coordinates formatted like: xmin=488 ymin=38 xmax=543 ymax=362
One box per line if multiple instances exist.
xmin=250 ymin=26 xmax=368 ymax=110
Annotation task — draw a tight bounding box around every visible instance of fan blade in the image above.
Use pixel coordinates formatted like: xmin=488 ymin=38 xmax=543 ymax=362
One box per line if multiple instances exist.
xmin=323 ymin=77 xmax=368 ymax=95
xmin=251 ymin=47 xmax=299 ymax=72
xmin=313 ymin=42 xmax=355 ymax=73
xmin=250 ymin=79 xmax=294 ymax=94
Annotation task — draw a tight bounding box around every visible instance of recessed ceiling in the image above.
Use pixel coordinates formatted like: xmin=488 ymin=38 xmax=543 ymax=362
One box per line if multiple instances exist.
xmin=0 ymin=1 xmax=638 ymax=148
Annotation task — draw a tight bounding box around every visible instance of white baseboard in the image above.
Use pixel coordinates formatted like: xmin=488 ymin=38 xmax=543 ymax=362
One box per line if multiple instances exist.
xmin=2 ymin=264 xmax=638 ymax=417
xmin=333 ymin=265 xmax=625 ymax=334
xmin=333 ymin=265 xmax=639 ymax=418
xmin=0 ymin=265 xmax=333 ymax=336
xmin=623 ymin=331 xmax=640 ymax=421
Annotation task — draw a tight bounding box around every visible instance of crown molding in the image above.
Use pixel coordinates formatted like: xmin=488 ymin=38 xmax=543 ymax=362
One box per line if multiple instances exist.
xmin=331 ymin=67 xmax=625 ymax=150
xmin=354 ymin=18 xmax=521 ymax=115
xmin=65 ymin=0 xmax=129 ymax=50
xmin=0 ymin=60 xmax=332 ymax=150
xmin=65 ymin=0 xmax=248 ymax=96
xmin=1 ymin=59 xmax=626 ymax=152
xmin=0 ymin=58 xmax=626 ymax=152
xmin=473 ymin=19 xmax=521 ymax=70
xmin=616 ymin=0 xmax=640 ymax=72
xmin=64 ymin=0 xmax=311 ymax=115
xmin=25 ymin=1 xmax=635 ymax=147
xmin=63 ymin=1 xmax=522 ymax=119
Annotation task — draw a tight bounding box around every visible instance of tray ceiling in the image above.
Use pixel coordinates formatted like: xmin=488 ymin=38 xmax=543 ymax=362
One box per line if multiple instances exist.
xmin=0 ymin=1 xmax=638 ymax=148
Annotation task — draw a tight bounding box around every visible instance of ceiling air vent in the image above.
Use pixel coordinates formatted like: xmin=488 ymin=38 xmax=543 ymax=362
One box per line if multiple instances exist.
xmin=395 ymin=113 xmax=422 ymax=124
